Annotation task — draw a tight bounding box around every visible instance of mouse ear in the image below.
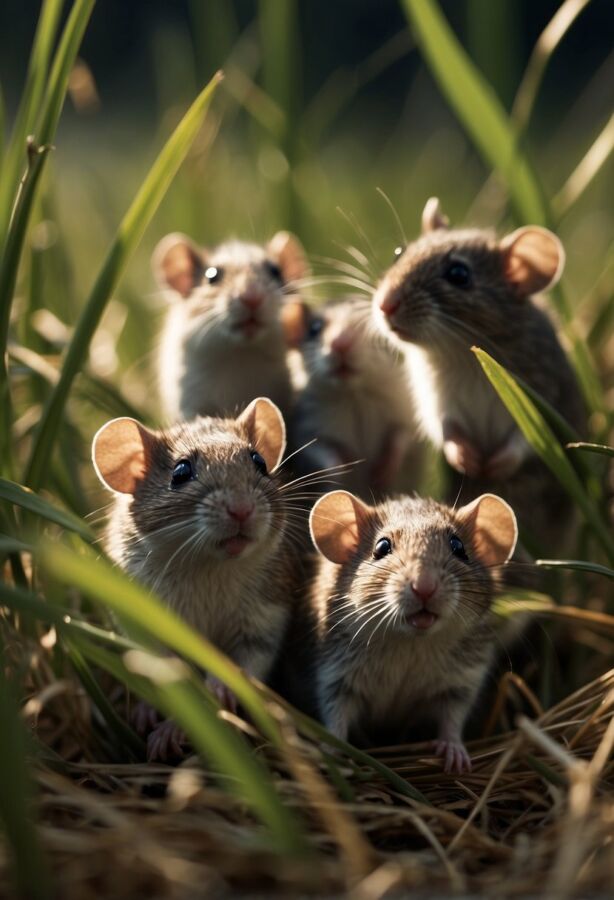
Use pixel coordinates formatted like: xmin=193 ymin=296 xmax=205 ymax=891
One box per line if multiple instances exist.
xmin=280 ymin=299 xmax=311 ymax=348
xmin=456 ymin=493 xmax=518 ymax=567
xmin=421 ymin=197 xmax=450 ymax=233
xmin=152 ymin=233 xmax=205 ymax=298
xmin=267 ymin=231 xmax=309 ymax=286
xmin=92 ymin=417 xmax=158 ymax=494
xmin=500 ymin=226 xmax=564 ymax=296
xmin=238 ymin=397 xmax=286 ymax=472
xmin=310 ymin=490 xmax=371 ymax=564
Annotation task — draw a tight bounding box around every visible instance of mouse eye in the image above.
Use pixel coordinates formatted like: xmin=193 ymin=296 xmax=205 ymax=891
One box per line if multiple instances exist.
xmin=265 ymin=260 xmax=283 ymax=282
xmin=171 ymin=459 xmax=194 ymax=487
xmin=205 ymin=266 xmax=223 ymax=284
xmin=449 ymin=534 xmax=468 ymax=562
xmin=444 ymin=259 xmax=472 ymax=288
xmin=250 ymin=449 xmax=268 ymax=476
xmin=393 ymin=246 xmax=404 ymax=259
xmin=373 ymin=537 xmax=392 ymax=560
xmin=307 ymin=317 xmax=324 ymax=339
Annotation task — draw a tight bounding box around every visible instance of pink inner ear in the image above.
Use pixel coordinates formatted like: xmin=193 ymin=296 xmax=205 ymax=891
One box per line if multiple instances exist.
xmin=93 ymin=418 xmax=154 ymax=494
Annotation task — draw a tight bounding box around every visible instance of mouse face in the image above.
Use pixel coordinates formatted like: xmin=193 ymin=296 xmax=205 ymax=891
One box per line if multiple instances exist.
xmin=373 ymin=197 xmax=564 ymax=353
xmin=153 ymin=231 xmax=308 ymax=345
xmin=93 ymin=398 xmax=288 ymax=564
xmin=297 ymin=299 xmax=403 ymax=388
xmin=310 ymin=490 xmax=517 ymax=639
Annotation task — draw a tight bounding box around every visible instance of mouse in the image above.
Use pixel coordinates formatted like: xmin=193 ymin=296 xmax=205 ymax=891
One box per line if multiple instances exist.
xmin=91 ymin=397 xmax=304 ymax=760
xmin=373 ymin=197 xmax=586 ymax=551
xmin=154 ymin=231 xmax=308 ymax=422
xmin=288 ymin=297 xmax=423 ymax=499
xmin=308 ymin=488 xmax=518 ymax=772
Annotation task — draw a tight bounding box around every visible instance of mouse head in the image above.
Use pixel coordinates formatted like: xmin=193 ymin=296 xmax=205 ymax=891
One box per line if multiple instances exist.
xmin=93 ymin=398 xmax=288 ymax=564
xmin=152 ymin=231 xmax=308 ymax=345
xmin=310 ymin=490 xmax=517 ymax=639
xmin=374 ymin=197 xmax=565 ymax=350
xmin=289 ymin=298 xmax=403 ymax=388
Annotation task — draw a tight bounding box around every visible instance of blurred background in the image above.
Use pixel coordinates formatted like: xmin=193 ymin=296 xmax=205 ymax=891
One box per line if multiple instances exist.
xmin=0 ymin=0 xmax=612 ymax=427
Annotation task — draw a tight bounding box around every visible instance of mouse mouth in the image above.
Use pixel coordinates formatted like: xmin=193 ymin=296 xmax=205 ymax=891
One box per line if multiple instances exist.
xmin=406 ymin=609 xmax=438 ymax=631
xmin=219 ymin=534 xmax=253 ymax=557
xmin=233 ymin=317 xmax=264 ymax=339
xmin=329 ymin=361 xmax=356 ymax=380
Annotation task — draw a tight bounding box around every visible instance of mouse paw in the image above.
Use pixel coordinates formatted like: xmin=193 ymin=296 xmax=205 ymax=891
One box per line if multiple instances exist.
xmin=433 ymin=739 xmax=472 ymax=774
xmin=442 ymin=424 xmax=483 ymax=479
xmin=482 ymin=433 xmax=527 ymax=481
xmin=206 ymin=674 xmax=238 ymax=714
xmin=131 ymin=699 xmax=161 ymax=736
xmin=146 ymin=720 xmax=188 ymax=762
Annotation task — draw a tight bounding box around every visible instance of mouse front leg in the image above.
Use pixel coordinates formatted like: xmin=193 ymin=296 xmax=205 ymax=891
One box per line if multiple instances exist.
xmin=483 ymin=428 xmax=531 ymax=481
xmin=442 ymin=419 xmax=484 ymax=479
xmin=432 ymin=690 xmax=473 ymax=774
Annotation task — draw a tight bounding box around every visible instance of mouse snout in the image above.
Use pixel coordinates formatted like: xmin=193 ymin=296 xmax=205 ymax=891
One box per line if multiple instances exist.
xmin=410 ymin=571 xmax=439 ymax=606
xmin=330 ymin=329 xmax=354 ymax=356
xmin=225 ymin=500 xmax=255 ymax=524
xmin=240 ymin=290 xmax=265 ymax=311
xmin=378 ymin=288 xmax=401 ymax=317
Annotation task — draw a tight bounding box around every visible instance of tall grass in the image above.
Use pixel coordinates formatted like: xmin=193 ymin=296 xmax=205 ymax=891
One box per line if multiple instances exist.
xmin=0 ymin=0 xmax=612 ymax=895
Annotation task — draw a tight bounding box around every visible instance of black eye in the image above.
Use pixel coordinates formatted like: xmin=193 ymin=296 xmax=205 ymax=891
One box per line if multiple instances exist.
xmin=393 ymin=246 xmax=404 ymax=259
xmin=449 ymin=534 xmax=468 ymax=562
xmin=444 ymin=259 xmax=472 ymax=288
xmin=307 ymin=317 xmax=324 ymax=339
xmin=265 ymin=261 xmax=283 ymax=282
xmin=373 ymin=537 xmax=392 ymax=560
xmin=205 ymin=266 xmax=223 ymax=284
xmin=250 ymin=450 xmax=268 ymax=476
xmin=171 ymin=459 xmax=193 ymax=487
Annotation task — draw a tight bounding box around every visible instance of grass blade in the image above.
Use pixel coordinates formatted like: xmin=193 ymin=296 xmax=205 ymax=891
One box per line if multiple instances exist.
xmin=400 ymin=0 xmax=547 ymax=225
xmin=0 ymin=638 xmax=51 ymax=900
xmin=535 ymin=559 xmax=614 ymax=580
xmin=553 ymin=112 xmax=614 ymax=217
xmin=25 ymin=71 xmax=223 ymax=491
xmin=473 ymin=347 xmax=614 ymax=563
xmin=567 ymin=442 xmax=614 ymax=458
xmin=0 ymin=478 xmax=93 ymax=540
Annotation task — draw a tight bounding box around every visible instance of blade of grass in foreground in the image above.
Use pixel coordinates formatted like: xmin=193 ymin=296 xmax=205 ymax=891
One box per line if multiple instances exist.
xmin=535 ymin=559 xmax=614 ymax=580
xmin=25 ymin=71 xmax=223 ymax=491
xmin=473 ymin=348 xmax=614 ymax=564
xmin=0 ymin=639 xmax=51 ymax=900
xmin=0 ymin=478 xmax=93 ymax=540
xmin=567 ymin=442 xmax=614 ymax=459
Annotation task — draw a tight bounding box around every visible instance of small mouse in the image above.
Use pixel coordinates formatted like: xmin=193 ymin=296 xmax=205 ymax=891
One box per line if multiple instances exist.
xmin=373 ymin=198 xmax=585 ymax=550
xmin=308 ymin=489 xmax=518 ymax=772
xmin=92 ymin=397 xmax=303 ymax=760
xmin=289 ymin=298 xmax=423 ymax=499
xmin=154 ymin=232 xmax=308 ymax=422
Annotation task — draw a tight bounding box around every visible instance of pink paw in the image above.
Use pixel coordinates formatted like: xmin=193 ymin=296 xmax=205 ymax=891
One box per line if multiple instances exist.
xmin=442 ymin=425 xmax=484 ymax=479
xmin=146 ymin=720 xmax=188 ymax=762
xmin=206 ymin=674 xmax=238 ymax=713
xmin=131 ymin=700 xmax=161 ymax=735
xmin=433 ymin=739 xmax=472 ymax=774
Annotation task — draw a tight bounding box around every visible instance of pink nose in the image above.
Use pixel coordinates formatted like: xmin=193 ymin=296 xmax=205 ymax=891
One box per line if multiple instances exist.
xmin=411 ymin=572 xmax=438 ymax=604
xmin=226 ymin=502 xmax=254 ymax=524
xmin=241 ymin=291 xmax=264 ymax=310
xmin=379 ymin=291 xmax=400 ymax=316
xmin=330 ymin=331 xmax=354 ymax=355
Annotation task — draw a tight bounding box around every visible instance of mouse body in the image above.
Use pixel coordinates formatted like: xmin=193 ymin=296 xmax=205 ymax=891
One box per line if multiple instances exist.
xmin=308 ymin=489 xmax=518 ymax=772
xmin=373 ymin=198 xmax=585 ymax=550
xmin=290 ymin=298 xmax=422 ymax=498
xmin=154 ymin=232 xmax=307 ymax=422
xmin=92 ymin=397 xmax=303 ymax=758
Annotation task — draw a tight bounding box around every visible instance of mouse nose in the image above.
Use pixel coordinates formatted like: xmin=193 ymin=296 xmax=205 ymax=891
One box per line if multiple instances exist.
xmin=378 ymin=288 xmax=401 ymax=317
xmin=226 ymin=501 xmax=254 ymax=524
xmin=240 ymin=291 xmax=264 ymax=310
xmin=330 ymin=330 xmax=354 ymax=356
xmin=411 ymin=572 xmax=438 ymax=605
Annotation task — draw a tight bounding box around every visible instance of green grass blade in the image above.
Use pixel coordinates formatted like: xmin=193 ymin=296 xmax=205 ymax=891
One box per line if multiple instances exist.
xmin=0 ymin=638 xmax=51 ymax=900
xmin=535 ymin=559 xmax=614 ymax=580
xmin=0 ymin=478 xmax=93 ymax=540
xmin=400 ymin=0 xmax=547 ymax=225
xmin=567 ymin=442 xmax=614 ymax=458
xmin=473 ymin=347 xmax=614 ymax=563
xmin=0 ymin=0 xmax=64 ymax=243
xmin=553 ymin=112 xmax=614 ymax=217
xmin=25 ymin=71 xmax=223 ymax=491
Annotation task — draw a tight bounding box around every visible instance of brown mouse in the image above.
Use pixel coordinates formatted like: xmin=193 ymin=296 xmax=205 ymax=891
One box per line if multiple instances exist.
xmin=289 ymin=298 xmax=423 ymax=499
xmin=373 ymin=197 xmax=585 ymax=551
xmin=92 ymin=397 xmax=304 ymax=760
xmin=154 ymin=232 xmax=308 ymax=422
xmin=308 ymin=489 xmax=518 ymax=772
